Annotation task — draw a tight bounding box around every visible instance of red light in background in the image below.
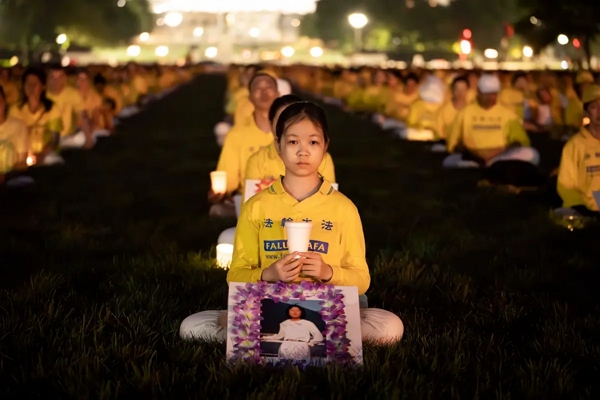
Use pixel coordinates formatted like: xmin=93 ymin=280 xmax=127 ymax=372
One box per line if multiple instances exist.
xmin=462 ymin=29 xmax=472 ymax=39
xmin=573 ymin=38 xmax=581 ymax=48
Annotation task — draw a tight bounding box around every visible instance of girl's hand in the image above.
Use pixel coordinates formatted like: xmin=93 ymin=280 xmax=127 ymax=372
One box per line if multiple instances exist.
xmin=261 ymin=252 xmax=303 ymax=283
xmin=299 ymin=252 xmax=333 ymax=282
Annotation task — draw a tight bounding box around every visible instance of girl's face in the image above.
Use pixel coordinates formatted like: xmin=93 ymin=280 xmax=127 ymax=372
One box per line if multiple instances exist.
xmin=288 ymin=307 xmax=302 ymax=319
xmin=77 ymin=73 xmax=90 ymax=91
xmin=24 ymin=74 xmax=43 ymax=100
xmin=277 ymin=118 xmax=327 ymax=178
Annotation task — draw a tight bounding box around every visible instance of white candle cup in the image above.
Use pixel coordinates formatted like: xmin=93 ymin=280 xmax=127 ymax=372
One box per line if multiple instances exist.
xmin=216 ymin=244 xmax=234 ymax=269
xmin=285 ymin=221 xmax=313 ymax=257
xmin=210 ymin=171 xmax=227 ymax=194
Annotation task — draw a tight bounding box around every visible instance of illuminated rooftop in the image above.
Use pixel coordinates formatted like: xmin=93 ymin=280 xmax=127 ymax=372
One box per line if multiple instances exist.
xmin=150 ymin=0 xmax=319 ymax=15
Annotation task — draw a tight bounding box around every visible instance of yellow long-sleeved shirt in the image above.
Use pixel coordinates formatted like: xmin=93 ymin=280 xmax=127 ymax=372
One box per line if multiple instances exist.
xmin=216 ymin=117 xmax=273 ymax=194
xmin=226 ymin=178 xmax=371 ymax=295
xmin=557 ymin=127 xmax=600 ymax=211
xmin=243 ymin=141 xmax=336 ymax=194
xmin=0 ymin=117 xmax=29 ymax=173
xmin=47 ymin=86 xmax=82 ymax=135
xmin=436 ymin=101 xmax=461 ymax=140
xmin=9 ymin=103 xmax=65 ymax=153
xmin=499 ymin=88 xmax=526 ymax=119
xmin=447 ymin=102 xmax=530 ymax=153
xmin=564 ymin=98 xmax=584 ymax=129
xmin=384 ymin=91 xmax=419 ymax=122
xmin=407 ymin=100 xmax=443 ymax=132
xmin=1 ymin=81 xmax=20 ymax=106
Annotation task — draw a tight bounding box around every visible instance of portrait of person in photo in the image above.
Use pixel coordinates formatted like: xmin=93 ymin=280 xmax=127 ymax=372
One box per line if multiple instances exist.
xmin=260 ymin=301 xmax=326 ymax=361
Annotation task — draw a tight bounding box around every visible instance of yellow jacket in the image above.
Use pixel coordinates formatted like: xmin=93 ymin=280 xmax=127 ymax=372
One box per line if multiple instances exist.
xmin=447 ymin=102 xmax=530 ymax=153
xmin=244 ymin=141 xmax=336 ymax=194
xmin=557 ymin=127 xmax=600 ymax=211
xmin=436 ymin=101 xmax=460 ymax=140
xmin=227 ymin=178 xmax=371 ymax=295
xmin=9 ymin=103 xmax=65 ymax=153
xmin=216 ymin=117 xmax=273 ymax=194
xmin=407 ymin=100 xmax=443 ymax=132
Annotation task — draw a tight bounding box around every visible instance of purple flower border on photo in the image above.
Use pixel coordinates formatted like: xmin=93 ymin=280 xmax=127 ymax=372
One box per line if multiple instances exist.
xmin=229 ymin=280 xmax=354 ymax=366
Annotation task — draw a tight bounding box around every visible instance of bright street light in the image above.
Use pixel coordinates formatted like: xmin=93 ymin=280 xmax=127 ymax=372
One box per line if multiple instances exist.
xmin=348 ymin=13 xmax=368 ymax=52
xmin=248 ymin=28 xmax=260 ymax=38
xmin=205 ymin=46 xmax=218 ymax=59
xmin=460 ymin=40 xmax=471 ymax=55
xmin=155 ymin=46 xmax=169 ymax=57
xmin=522 ymin=46 xmax=534 ymax=58
xmin=127 ymin=45 xmax=141 ymax=57
xmin=139 ymin=32 xmax=149 ymax=42
xmin=117 ymin=0 xmax=126 ymax=7
xmin=310 ymin=46 xmax=323 ymax=58
xmin=557 ymin=34 xmax=569 ymax=45
xmin=484 ymin=48 xmax=498 ymax=59
xmin=281 ymin=46 xmax=295 ymax=58
xmin=164 ymin=12 xmax=183 ymax=27
xmin=56 ymin=34 xmax=67 ymax=45
xmin=193 ymin=27 xmax=204 ymax=37
xmin=348 ymin=13 xmax=368 ymax=29
xmin=561 ymin=60 xmax=569 ymax=69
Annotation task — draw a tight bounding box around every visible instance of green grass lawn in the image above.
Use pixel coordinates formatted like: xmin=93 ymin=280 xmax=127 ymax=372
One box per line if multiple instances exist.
xmin=1 ymin=74 xmax=600 ymax=399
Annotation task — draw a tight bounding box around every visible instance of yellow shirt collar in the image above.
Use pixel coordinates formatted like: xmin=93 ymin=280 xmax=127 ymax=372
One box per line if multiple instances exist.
xmin=269 ymin=176 xmax=334 ymax=197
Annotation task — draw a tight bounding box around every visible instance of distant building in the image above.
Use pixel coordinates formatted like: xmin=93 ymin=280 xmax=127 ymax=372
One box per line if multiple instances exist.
xmin=144 ymin=0 xmax=319 ymax=46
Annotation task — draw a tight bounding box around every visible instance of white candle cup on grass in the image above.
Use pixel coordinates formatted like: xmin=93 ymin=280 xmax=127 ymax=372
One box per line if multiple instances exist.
xmin=210 ymin=171 xmax=227 ymax=194
xmin=216 ymin=244 xmax=234 ymax=269
xmin=285 ymin=221 xmax=313 ymax=258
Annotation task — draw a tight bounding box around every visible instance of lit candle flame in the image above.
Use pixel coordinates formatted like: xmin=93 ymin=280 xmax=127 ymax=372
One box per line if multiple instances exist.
xmin=26 ymin=154 xmax=36 ymax=166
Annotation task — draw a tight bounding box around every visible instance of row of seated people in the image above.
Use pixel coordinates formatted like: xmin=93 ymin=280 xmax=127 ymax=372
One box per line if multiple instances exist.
xmin=213 ymin=64 xmax=599 ymax=227
xmin=0 ymin=62 xmax=199 ymax=185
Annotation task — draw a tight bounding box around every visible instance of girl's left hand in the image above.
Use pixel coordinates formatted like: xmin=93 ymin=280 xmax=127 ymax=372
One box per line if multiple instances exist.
xmin=298 ymin=252 xmax=333 ymax=282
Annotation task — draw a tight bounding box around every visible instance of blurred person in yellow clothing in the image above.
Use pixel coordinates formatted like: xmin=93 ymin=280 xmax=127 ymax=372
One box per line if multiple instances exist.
xmin=9 ymin=67 xmax=68 ymax=162
xmin=0 ymin=68 xmax=20 ymax=107
xmin=557 ymin=84 xmax=600 ymax=216
xmin=523 ymin=88 xmax=556 ymax=133
xmin=444 ymin=74 xmax=539 ymax=169
xmin=374 ymin=73 xmax=419 ymax=132
xmin=466 ymin=70 xmax=480 ymax=103
xmin=356 ymin=69 xmax=388 ymax=113
xmin=0 ymin=87 xmax=29 ymax=178
xmin=499 ymin=72 xmax=531 ymax=120
xmin=180 ymin=101 xmax=404 ymax=344
xmin=209 ymin=71 xmax=280 ymax=217
xmin=435 ymin=76 xmax=470 ymax=143
xmin=76 ymin=70 xmax=103 ymax=125
xmin=47 ymin=65 xmax=81 ymax=135
xmin=564 ymin=71 xmax=595 ymax=134
xmin=93 ymin=73 xmax=123 ymax=115
xmin=244 ymin=94 xmax=336 ymax=197
xmin=401 ymin=75 xmax=446 ymax=141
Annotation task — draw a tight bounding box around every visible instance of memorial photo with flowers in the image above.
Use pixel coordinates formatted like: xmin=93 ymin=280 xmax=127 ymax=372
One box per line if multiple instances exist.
xmin=259 ymin=300 xmax=326 ymax=361
xmin=226 ymin=281 xmax=363 ymax=367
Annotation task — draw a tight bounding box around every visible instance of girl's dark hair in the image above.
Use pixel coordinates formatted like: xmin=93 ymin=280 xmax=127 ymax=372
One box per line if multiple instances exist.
xmin=268 ymin=94 xmax=303 ymax=123
xmin=511 ymin=71 xmax=527 ymax=86
xmin=286 ymin=304 xmax=306 ymax=319
xmin=21 ymin=67 xmax=53 ymax=112
xmin=275 ymin=101 xmax=329 ymax=143
xmin=451 ymin=76 xmax=469 ymax=89
xmin=404 ymin=73 xmax=420 ymax=84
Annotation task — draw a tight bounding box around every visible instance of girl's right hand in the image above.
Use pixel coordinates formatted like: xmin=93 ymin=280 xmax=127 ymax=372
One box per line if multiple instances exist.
xmin=261 ymin=252 xmax=303 ymax=283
